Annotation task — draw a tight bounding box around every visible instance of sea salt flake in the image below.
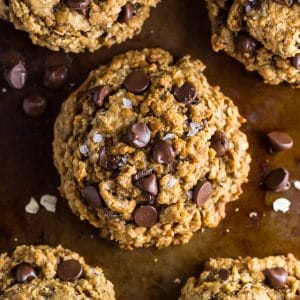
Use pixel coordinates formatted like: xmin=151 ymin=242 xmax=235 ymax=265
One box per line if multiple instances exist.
xmin=118 ymin=157 xmax=128 ymax=167
xmin=25 ymin=197 xmax=39 ymax=214
xmin=235 ymin=207 xmax=240 ymax=212
xmin=93 ymin=133 xmax=103 ymax=143
xmin=40 ymin=195 xmax=57 ymax=213
xmin=187 ymin=122 xmax=201 ymax=137
xmin=174 ymin=278 xmax=181 ymax=284
xmin=79 ymin=144 xmax=89 ymax=156
xmin=249 ymin=212 xmax=258 ymax=218
xmin=225 ymin=228 xmax=230 ymax=233
xmin=293 ymin=181 xmax=300 ymax=191
xmin=187 ymin=191 xmax=193 ymax=200
xmin=273 ymin=198 xmax=291 ymax=213
xmin=154 ymin=258 xmax=158 ymax=263
xmin=167 ymin=176 xmax=178 ymax=188
xmin=122 ymin=98 xmax=132 ymax=108
xmin=162 ymin=133 xmax=175 ymax=141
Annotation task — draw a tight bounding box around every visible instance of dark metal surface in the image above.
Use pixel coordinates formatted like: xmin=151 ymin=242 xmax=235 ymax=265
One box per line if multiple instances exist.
xmin=0 ymin=0 xmax=300 ymax=299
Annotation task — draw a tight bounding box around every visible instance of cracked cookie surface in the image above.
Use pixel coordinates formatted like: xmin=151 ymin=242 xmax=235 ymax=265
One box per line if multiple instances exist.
xmin=180 ymin=254 xmax=300 ymax=300
xmin=206 ymin=0 xmax=300 ymax=87
xmin=5 ymin=0 xmax=160 ymax=53
xmin=0 ymin=245 xmax=115 ymax=299
xmin=53 ymin=48 xmax=250 ymax=250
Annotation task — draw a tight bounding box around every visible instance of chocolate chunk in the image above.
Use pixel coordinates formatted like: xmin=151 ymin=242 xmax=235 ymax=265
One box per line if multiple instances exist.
xmin=173 ymin=82 xmax=197 ymax=105
xmin=273 ymin=0 xmax=293 ymax=6
xmin=90 ymin=85 xmax=111 ymax=108
xmin=291 ymin=54 xmax=300 ymax=70
xmin=193 ymin=180 xmax=213 ymax=207
xmin=118 ymin=3 xmax=136 ymax=23
xmin=263 ymin=168 xmax=290 ymax=192
xmin=133 ymin=172 xmax=158 ymax=195
xmin=125 ymin=122 xmax=151 ymax=148
xmin=265 ymin=267 xmax=288 ymax=289
xmin=22 ymin=94 xmax=47 ymax=117
xmin=66 ymin=0 xmax=90 ymax=11
xmin=152 ymin=140 xmax=175 ymax=164
xmin=267 ymin=131 xmax=293 ymax=152
xmin=43 ymin=65 xmax=68 ymax=90
xmin=211 ymin=131 xmax=229 ymax=157
xmin=4 ymin=62 xmax=27 ymax=89
xmin=123 ymin=70 xmax=150 ymax=93
xmin=57 ymin=259 xmax=82 ymax=281
xmin=245 ymin=0 xmax=261 ymax=12
xmin=82 ymin=185 xmax=102 ymax=209
xmin=234 ymin=33 xmax=258 ymax=54
xmin=99 ymin=146 xmax=120 ymax=170
xmin=134 ymin=205 xmax=158 ymax=227
xmin=15 ymin=263 xmax=37 ymax=283
xmin=206 ymin=268 xmax=230 ymax=282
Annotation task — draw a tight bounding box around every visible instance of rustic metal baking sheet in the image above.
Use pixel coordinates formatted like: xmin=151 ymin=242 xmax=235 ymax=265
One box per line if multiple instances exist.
xmin=0 ymin=0 xmax=300 ymax=299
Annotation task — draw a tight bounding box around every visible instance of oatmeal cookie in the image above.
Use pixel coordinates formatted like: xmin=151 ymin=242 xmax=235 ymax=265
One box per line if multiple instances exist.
xmin=206 ymin=0 xmax=300 ymax=87
xmin=180 ymin=254 xmax=300 ymax=299
xmin=0 ymin=245 xmax=115 ymax=299
xmin=53 ymin=48 xmax=250 ymax=250
xmin=4 ymin=0 xmax=160 ymax=53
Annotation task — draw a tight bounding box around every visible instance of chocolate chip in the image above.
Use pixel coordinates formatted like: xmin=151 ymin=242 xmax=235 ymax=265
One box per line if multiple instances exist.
xmin=66 ymin=0 xmax=90 ymax=11
xmin=15 ymin=263 xmax=37 ymax=283
xmin=173 ymin=82 xmax=197 ymax=105
xmin=291 ymin=54 xmax=300 ymax=70
xmin=22 ymin=94 xmax=47 ymax=117
xmin=234 ymin=33 xmax=258 ymax=54
xmin=273 ymin=0 xmax=293 ymax=6
xmin=211 ymin=131 xmax=229 ymax=157
xmin=133 ymin=171 xmax=158 ymax=195
xmin=263 ymin=168 xmax=290 ymax=192
xmin=267 ymin=131 xmax=293 ymax=152
xmin=118 ymin=3 xmax=136 ymax=23
xmin=82 ymin=186 xmax=102 ymax=209
xmin=144 ymin=193 xmax=156 ymax=204
xmin=43 ymin=65 xmax=68 ymax=90
xmin=90 ymin=85 xmax=111 ymax=108
xmin=265 ymin=267 xmax=288 ymax=289
xmin=125 ymin=122 xmax=151 ymax=148
xmin=4 ymin=62 xmax=27 ymax=89
xmin=152 ymin=140 xmax=175 ymax=164
xmin=245 ymin=0 xmax=261 ymax=12
xmin=57 ymin=259 xmax=82 ymax=281
xmin=123 ymin=70 xmax=150 ymax=93
xmin=134 ymin=205 xmax=158 ymax=227
xmin=193 ymin=180 xmax=213 ymax=207
xmin=206 ymin=268 xmax=230 ymax=282
xmin=99 ymin=146 xmax=120 ymax=170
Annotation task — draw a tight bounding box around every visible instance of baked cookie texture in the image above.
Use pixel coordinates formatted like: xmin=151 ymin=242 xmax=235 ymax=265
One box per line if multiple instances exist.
xmin=0 ymin=245 xmax=115 ymax=299
xmin=206 ymin=0 xmax=300 ymax=87
xmin=53 ymin=48 xmax=251 ymax=250
xmin=180 ymin=254 xmax=300 ymax=300
xmin=3 ymin=0 xmax=160 ymax=53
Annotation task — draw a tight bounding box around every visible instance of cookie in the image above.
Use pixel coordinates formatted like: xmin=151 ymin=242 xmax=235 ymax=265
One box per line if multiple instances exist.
xmin=0 ymin=245 xmax=115 ymax=299
xmin=180 ymin=254 xmax=300 ymax=299
xmin=53 ymin=48 xmax=251 ymax=250
xmin=206 ymin=0 xmax=300 ymax=87
xmin=4 ymin=0 xmax=160 ymax=53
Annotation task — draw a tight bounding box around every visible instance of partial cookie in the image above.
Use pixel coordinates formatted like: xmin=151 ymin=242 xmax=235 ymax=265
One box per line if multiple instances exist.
xmin=53 ymin=48 xmax=250 ymax=250
xmin=206 ymin=0 xmax=300 ymax=87
xmin=0 ymin=245 xmax=115 ymax=299
xmin=180 ymin=254 xmax=300 ymax=299
xmin=6 ymin=0 xmax=160 ymax=53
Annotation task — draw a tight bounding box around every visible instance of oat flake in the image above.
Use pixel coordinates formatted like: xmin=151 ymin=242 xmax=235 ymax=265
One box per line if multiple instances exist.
xmin=162 ymin=133 xmax=175 ymax=140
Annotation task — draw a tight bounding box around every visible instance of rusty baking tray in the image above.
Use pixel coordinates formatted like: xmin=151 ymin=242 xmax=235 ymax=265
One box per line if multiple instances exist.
xmin=0 ymin=0 xmax=300 ymax=299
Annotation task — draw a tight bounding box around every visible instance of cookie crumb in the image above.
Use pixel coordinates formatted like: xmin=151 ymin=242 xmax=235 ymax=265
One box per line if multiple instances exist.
xmin=273 ymin=198 xmax=291 ymax=213
xmin=249 ymin=212 xmax=258 ymax=218
xmin=174 ymin=278 xmax=181 ymax=284
xmin=40 ymin=195 xmax=57 ymax=213
xmin=293 ymin=181 xmax=300 ymax=191
xmin=93 ymin=133 xmax=103 ymax=143
xmin=79 ymin=144 xmax=89 ymax=156
xmin=25 ymin=197 xmax=39 ymax=214
xmin=122 ymin=98 xmax=132 ymax=109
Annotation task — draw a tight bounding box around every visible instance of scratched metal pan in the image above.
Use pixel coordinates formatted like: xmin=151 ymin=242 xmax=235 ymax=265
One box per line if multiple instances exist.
xmin=0 ymin=0 xmax=300 ymax=299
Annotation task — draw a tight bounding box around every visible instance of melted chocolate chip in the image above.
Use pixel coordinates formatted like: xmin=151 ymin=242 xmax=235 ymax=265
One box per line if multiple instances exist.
xmin=123 ymin=70 xmax=150 ymax=93
xmin=66 ymin=0 xmax=90 ymax=11
xmin=57 ymin=259 xmax=82 ymax=281
xmin=43 ymin=65 xmax=68 ymax=90
xmin=291 ymin=54 xmax=300 ymax=70
xmin=118 ymin=3 xmax=136 ymax=23
xmin=211 ymin=131 xmax=229 ymax=157
xmin=134 ymin=205 xmax=158 ymax=227
xmin=263 ymin=168 xmax=290 ymax=192
xmin=4 ymin=62 xmax=27 ymax=89
xmin=90 ymin=85 xmax=111 ymax=108
xmin=192 ymin=181 xmax=213 ymax=207
xmin=125 ymin=122 xmax=151 ymax=148
xmin=265 ymin=267 xmax=288 ymax=289
xmin=152 ymin=140 xmax=175 ymax=164
xmin=22 ymin=94 xmax=47 ymax=117
xmin=99 ymin=146 xmax=120 ymax=170
xmin=234 ymin=33 xmax=258 ymax=54
xmin=173 ymin=82 xmax=197 ymax=105
xmin=82 ymin=185 xmax=102 ymax=209
xmin=267 ymin=131 xmax=293 ymax=152
xmin=133 ymin=171 xmax=158 ymax=195
xmin=15 ymin=263 xmax=37 ymax=283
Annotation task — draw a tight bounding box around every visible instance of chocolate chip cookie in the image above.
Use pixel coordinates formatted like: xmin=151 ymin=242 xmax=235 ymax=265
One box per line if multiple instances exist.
xmin=180 ymin=254 xmax=300 ymax=299
xmin=206 ymin=0 xmax=300 ymax=87
xmin=0 ymin=245 xmax=115 ymax=299
xmin=53 ymin=48 xmax=251 ymax=249
xmin=4 ymin=0 xmax=160 ymax=53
